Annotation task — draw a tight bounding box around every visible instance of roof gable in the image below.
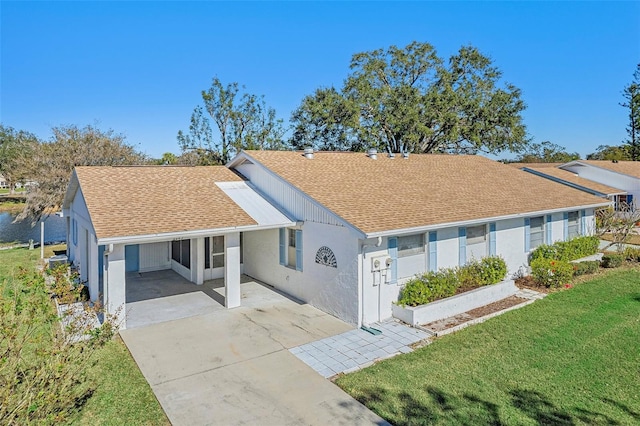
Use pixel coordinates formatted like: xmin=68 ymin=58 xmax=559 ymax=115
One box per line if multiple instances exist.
xmin=240 ymin=151 xmax=609 ymax=234
xmin=522 ymin=166 xmax=625 ymax=196
xmin=561 ymin=160 xmax=640 ymax=179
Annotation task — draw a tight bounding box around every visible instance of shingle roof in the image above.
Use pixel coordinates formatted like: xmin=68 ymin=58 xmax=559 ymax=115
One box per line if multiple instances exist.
xmin=74 ymin=166 xmax=256 ymax=239
xmin=507 ymin=162 xmax=564 ymax=169
xmin=242 ymin=151 xmax=609 ymax=234
xmin=522 ymin=166 xmax=625 ymax=196
xmin=568 ymin=160 xmax=640 ymax=179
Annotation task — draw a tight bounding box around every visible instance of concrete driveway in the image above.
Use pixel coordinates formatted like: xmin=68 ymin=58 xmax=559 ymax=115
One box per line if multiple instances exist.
xmin=120 ymin=280 xmax=388 ymax=426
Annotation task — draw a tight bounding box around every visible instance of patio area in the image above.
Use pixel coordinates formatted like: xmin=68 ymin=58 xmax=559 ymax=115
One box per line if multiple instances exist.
xmin=125 ymin=270 xmax=289 ymax=329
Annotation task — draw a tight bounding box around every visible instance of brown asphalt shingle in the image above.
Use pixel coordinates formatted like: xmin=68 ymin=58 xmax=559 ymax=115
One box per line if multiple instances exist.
xmin=243 ymin=151 xmax=610 ymax=234
xmin=74 ymin=166 xmax=256 ymax=239
xmin=522 ymin=166 xmax=625 ymax=196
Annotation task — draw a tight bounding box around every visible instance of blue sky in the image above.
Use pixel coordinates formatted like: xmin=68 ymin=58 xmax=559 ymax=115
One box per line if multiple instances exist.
xmin=1 ymin=1 xmax=639 ymax=160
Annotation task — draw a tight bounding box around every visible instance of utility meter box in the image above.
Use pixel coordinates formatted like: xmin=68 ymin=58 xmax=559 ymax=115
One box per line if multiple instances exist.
xmin=371 ymin=255 xmax=392 ymax=272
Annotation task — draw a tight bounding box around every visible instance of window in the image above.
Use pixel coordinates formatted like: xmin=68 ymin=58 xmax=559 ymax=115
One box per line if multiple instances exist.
xmin=212 ymin=236 xmax=224 ymax=268
xmin=567 ymin=211 xmax=580 ymax=239
xmin=171 ymin=239 xmax=190 ymax=269
xmin=287 ymin=229 xmax=297 ymax=267
xmin=530 ymin=216 xmax=545 ymax=250
xmin=466 ymin=225 xmax=486 ymax=245
xmin=398 ymin=234 xmax=425 ymax=257
xmin=279 ymin=228 xmax=302 ymax=271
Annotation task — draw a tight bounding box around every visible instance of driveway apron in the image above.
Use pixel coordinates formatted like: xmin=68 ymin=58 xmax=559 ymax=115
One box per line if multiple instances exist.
xmin=120 ymin=283 xmax=388 ymax=426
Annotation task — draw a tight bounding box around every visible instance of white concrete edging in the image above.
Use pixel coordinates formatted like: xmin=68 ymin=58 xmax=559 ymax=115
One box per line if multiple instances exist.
xmin=392 ymin=279 xmax=518 ymax=326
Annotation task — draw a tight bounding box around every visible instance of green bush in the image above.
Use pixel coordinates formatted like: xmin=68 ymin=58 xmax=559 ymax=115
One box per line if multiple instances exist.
xmin=530 ymin=258 xmax=574 ymax=288
xmin=459 ymin=256 xmax=507 ymax=287
xmin=397 ymin=268 xmax=458 ymax=307
xmin=601 ymin=253 xmax=624 ymax=268
xmin=530 ymin=235 xmax=600 ymax=262
xmin=622 ymin=246 xmax=640 ymax=262
xmin=572 ymin=260 xmax=600 ymax=276
xmin=398 ymin=256 xmax=508 ymax=307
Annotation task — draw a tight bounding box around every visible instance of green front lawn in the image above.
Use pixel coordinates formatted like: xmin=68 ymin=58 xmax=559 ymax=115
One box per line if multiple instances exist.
xmin=337 ymin=269 xmax=640 ymax=425
xmin=0 ymin=248 xmax=169 ymax=424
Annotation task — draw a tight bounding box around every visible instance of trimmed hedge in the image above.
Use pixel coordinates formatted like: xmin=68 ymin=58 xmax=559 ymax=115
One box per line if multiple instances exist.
xmin=601 ymin=253 xmax=624 ymax=268
xmin=398 ymin=256 xmax=507 ymax=307
xmin=573 ymin=260 xmax=600 ymax=276
xmin=530 ymin=235 xmax=600 ymax=262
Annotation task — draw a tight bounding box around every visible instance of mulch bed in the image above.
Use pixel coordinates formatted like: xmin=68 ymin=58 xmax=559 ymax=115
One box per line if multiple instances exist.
xmin=515 ymin=275 xmax=555 ymax=294
xmin=422 ymin=295 xmax=528 ymax=333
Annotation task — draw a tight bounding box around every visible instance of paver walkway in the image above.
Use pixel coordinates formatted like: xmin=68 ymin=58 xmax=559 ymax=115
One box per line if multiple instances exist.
xmin=291 ymin=320 xmax=431 ymax=378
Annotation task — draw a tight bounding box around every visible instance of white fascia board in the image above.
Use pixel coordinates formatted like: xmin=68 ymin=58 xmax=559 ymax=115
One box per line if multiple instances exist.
xmin=96 ymin=222 xmax=296 ymax=246
xmin=560 ymin=161 xmax=640 ymax=180
xmin=62 ymin=170 xmax=79 ymax=209
xmin=364 ymin=202 xmax=611 ymax=239
xmin=230 ymin=151 xmax=367 ymax=239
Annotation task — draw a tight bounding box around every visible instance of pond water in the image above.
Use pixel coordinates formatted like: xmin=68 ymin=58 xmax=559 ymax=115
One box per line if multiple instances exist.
xmin=0 ymin=213 xmax=66 ymax=244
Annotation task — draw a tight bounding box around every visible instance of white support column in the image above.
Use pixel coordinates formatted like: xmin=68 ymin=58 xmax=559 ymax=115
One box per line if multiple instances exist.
xmin=105 ymin=244 xmax=127 ymax=329
xmin=224 ymin=232 xmax=241 ymax=308
xmin=88 ymin=235 xmax=99 ymax=302
xmin=195 ymin=237 xmax=205 ymax=285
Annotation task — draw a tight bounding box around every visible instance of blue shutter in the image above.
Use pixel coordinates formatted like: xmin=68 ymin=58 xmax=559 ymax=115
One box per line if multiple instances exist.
xmin=563 ymin=212 xmax=569 ymax=240
xmin=388 ymin=237 xmax=398 ymax=284
xmin=627 ymin=194 xmax=634 ymax=206
xmin=580 ymin=209 xmax=586 ymax=236
xmin=278 ymin=228 xmax=285 ymax=266
xmin=524 ymin=218 xmax=530 ymax=252
xmin=295 ymin=230 xmax=303 ymax=271
xmin=428 ymin=232 xmax=437 ymax=272
xmin=489 ymin=223 xmax=496 ymax=256
xmin=458 ymin=228 xmax=466 ymax=266
xmin=546 ymin=215 xmax=552 ymax=244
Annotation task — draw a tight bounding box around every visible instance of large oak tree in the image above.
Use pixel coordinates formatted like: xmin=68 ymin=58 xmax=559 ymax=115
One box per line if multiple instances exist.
xmin=291 ymin=42 xmax=528 ymax=155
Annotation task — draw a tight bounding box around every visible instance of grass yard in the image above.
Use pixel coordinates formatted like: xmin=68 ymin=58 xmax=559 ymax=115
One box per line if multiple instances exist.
xmin=0 ymin=247 xmax=169 ymax=425
xmin=337 ymin=269 xmax=640 ymax=425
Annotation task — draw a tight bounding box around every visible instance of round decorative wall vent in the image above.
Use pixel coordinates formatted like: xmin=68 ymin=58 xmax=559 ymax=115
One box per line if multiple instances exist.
xmin=315 ymin=246 xmax=337 ymax=268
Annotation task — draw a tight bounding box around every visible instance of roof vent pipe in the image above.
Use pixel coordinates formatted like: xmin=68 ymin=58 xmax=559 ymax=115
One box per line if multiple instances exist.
xmin=367 ymin=148 xmax=378 ymax=160
xmin=402 ymin=150 xmax=410 ymax=159
xmin=303 ymin=147 xmax=314 ymax=159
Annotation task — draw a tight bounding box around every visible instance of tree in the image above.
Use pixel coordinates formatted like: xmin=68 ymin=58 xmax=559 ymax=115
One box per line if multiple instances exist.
xmin=621 ymin=64 xmax=640 ymax=160
xmin=178 ymin=78 xmax=287 ymax=164
xmin=514 ymin=141 xmax=580 ymax=163
xmin=0 ymin=125 xmax=39 ymax=194
xmin=586 ymin=144 xmax=631 ymax=161
xmin=290 ymin=42 xmax=528 ymax=154
xmin=16 ymin=124 xmax=146 ymax=223
xmin=596 ymin=203 xmax=640 ymax=252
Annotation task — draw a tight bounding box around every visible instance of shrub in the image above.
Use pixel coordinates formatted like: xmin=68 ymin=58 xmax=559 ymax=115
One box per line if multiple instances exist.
xmin=530 ymin=235 xmax=600 ymax=262
xmin=397 ymin=268 xmax=458 ymax=307
xmin=530 ymin=258 xmax=574 ymax=288
xmin=459 ymin=256 xmax=507 ymax=287
xmin=572 ymin=260 xmax=600 ymax=276
xmin=601 ymin=253 xmax=624 ymax=268
xmin=622 ymin=246 xmax=640 ymax=262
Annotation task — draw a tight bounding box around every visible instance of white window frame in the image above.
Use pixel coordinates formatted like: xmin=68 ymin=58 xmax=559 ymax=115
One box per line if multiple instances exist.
xmin=567 ymin=211 xmax=580 ymax=239
xmin=287 ymin=228 xmax=297 ymax=268
xmin=466 ymin=225 xmax=487 ymax=246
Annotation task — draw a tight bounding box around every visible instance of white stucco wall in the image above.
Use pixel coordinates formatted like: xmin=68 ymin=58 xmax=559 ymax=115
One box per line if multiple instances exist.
xmin=243 ymin=222 xmax=360 ymax=325
xmin=68 ymin=187 xmax=99 ymax=301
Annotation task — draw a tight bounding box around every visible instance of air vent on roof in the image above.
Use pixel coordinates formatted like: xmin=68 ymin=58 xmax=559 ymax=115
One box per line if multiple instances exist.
xmin=367 ymin=148 xmax=378 ymax=160
xmin=303 ymin=147 xmax=314 ymax=159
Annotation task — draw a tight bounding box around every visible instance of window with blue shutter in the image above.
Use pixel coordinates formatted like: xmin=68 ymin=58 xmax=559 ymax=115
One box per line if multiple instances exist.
xmin=546 ymin=215 xmax=552 ymax=243
xmin=278 ymin=228 xmax=285 ymax=265
xmin=458 ymin=228 xmax=466 ymax=266
xmin=295 ymin=230 xmax=303 ymax=271
xmin=428 ymin=232 xmax=437 ymax=272
xmin=388 ymin=237 xmax=398 ymax=284
xmin=524 ymin=218 xmax=530 ymax=252
xmin=489 ymin=223 xmax=496 ymax=256
xmin=580 ymin=209 xmax=586 ymax=236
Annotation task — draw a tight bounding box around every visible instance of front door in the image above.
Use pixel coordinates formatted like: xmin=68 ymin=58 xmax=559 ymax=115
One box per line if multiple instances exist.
xmin=204 ymin=236 xmax=225 ymax=280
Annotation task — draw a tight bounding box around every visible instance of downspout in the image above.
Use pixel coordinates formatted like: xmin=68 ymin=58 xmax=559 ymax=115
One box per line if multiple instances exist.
xmin=360 ymin=236 xmax=382 ymax=327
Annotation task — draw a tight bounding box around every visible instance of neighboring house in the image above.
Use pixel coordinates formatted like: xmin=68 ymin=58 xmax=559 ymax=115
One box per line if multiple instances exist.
xmin=519 ymin=165 xmax=627 ymax=207
xmin=63 ymin=151 xmax=609 ymax=329
xmin=558 ymin=160 xmax=640 ymax=209
xmin=0 ymin=174 xmax=7 ymax=189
